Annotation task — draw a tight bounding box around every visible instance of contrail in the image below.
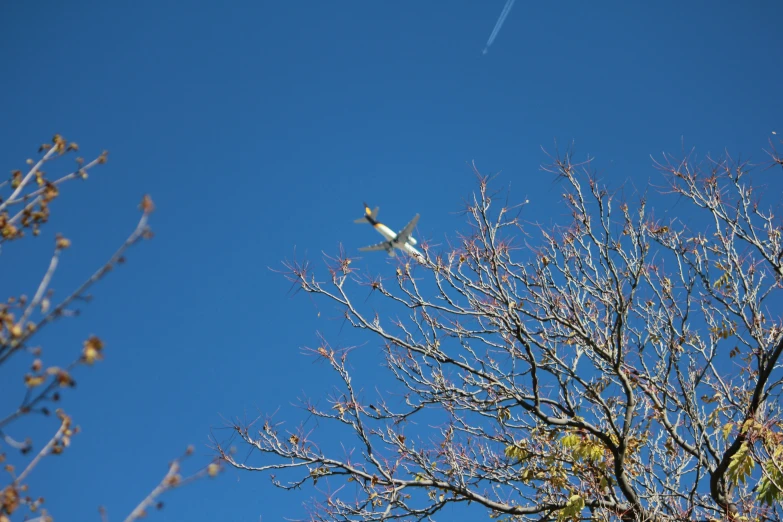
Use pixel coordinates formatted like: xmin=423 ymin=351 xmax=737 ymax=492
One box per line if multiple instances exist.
xmin=483 ymin=0 xmax=516 ymax=53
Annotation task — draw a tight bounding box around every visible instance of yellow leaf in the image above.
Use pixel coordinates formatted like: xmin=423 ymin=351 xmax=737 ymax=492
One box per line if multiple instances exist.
xmin=82 ymin=336 xmax=104 ymax=364
xmin=25 ymin=374 xmax=46 ymax=387
xmin=10 ymin=324 xmax=23 ymax=338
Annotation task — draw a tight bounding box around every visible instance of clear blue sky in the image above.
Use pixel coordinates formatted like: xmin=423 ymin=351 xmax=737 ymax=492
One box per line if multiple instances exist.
xmin=1 ymin=2 xmax=781 ymax=520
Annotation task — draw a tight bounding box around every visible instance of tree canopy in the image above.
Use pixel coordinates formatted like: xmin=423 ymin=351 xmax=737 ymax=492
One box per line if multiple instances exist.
xmin=221 ymin=143 xmax=783 ymax=521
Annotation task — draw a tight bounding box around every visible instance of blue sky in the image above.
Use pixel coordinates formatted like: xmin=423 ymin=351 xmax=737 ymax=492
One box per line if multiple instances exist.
xmin=1 ymin=1 xmax=781 ymax=520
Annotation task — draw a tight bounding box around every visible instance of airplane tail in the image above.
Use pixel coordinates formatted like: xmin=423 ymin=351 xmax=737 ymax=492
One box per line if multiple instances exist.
xmin=354 ymin=203 xmax=379 ymax=223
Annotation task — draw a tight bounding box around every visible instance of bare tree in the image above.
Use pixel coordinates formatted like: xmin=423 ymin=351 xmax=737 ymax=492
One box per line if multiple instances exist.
xmin=220 ymin=140 xmax=783 ymax=521
xmin=1 ymin=136 xmax=220 ymax=522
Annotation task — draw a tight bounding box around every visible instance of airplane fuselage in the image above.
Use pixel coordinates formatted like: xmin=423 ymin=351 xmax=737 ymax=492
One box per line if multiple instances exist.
xmin=374 ymin=222 xmax=421 ymax=256
xmin=374 ymin=222 xmax=397 ymax=242
xmin=366 ymin=220 xmax=417 ymax=256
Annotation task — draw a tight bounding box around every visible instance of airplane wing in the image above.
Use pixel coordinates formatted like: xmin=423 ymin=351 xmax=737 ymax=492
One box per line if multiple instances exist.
xmin=396 ymin=214 xmax=420 ymax=244
xmin=359 ymin=241 xmax=389 ymax=252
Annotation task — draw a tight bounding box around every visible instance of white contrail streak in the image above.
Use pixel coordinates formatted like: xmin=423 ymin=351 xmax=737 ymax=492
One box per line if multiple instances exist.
xmin=486 ymin=0 xmax=515 ymax=46
xmin=484 ymin=0 xmax=516 ymax=52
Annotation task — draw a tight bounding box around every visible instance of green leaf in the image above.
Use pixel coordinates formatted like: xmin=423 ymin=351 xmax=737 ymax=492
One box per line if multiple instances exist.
xmin=756 ymin=459 xmax=783 ymax=506
xmin=727 ymin=442 xmax=755 ymax=485
xmin=504 ymin=444 xmax=528 ymax=462
xmin=561 ymin=433 xmax=579 ymax=448
xmin=558 ymin=494 xmax=585 ymax=521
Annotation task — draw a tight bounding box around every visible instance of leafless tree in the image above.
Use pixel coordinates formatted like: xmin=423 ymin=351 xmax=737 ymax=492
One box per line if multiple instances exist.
xmin=0 ymin=136 xmax=220 ymax=522
xmin=222 ymin=139 xmax=783 ymax=521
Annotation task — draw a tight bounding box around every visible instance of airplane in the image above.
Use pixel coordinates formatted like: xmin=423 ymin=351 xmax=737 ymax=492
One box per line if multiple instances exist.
xmin=355 ymin=203 xmax=422 ymax=258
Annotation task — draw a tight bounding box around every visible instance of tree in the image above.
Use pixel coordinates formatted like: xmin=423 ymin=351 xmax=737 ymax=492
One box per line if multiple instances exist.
xmin=221 ymin=139 xmax=783 ymax=521
xmin=1 ymin=136 xmax=220 ymax=522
